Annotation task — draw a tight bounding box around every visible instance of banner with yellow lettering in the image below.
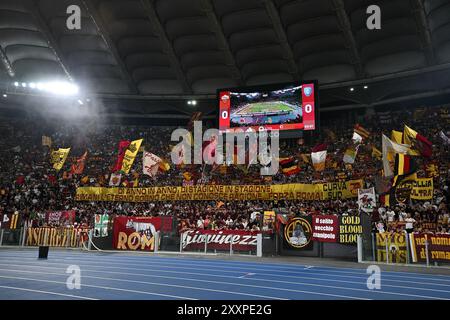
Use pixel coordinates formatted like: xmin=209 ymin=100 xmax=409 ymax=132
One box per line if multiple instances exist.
xmin=121 ymin=139 xmax=143 ymax=174
xmin=410 ymin=178 xmax=433 ymax=200
xmin=50 ymin=148 xmax=71 ymax=171
xmin=75 ymin=180 xmax=363 ymax=202
xmin=376 ymin=232 xmax=407 ymax=263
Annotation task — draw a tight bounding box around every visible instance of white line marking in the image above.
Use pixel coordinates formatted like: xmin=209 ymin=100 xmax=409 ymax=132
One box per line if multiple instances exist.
xmin=4 ymin=260 xmax=449 ymax=296
xmin=3 ymin=257 xmax=450 ymax=292
xmin=2 ymin=250 xmax=449 ymax=279
xmin=0 ymin=268 xmax=284 ymax=300
xmin=0 ymin=285 xmax=98 ymax=300
xmin=0 ymin=267 xmax=365 ymax=300
xmin=4 ymin=254 xmax=449 ymax=285
xmin=238 ymin=273 xmax=256 ymax=278
xmin=5 ymin=263 xmax=448 ymax=300
xmin=8 ymin=251 xmax=449 ymax=282
xmin=0 ymin=275 xmax=195 ymax=300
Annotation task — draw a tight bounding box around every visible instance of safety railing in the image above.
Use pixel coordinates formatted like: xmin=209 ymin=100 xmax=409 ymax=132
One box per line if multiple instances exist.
xmin=179 ymin=230 xmax=262 ymax=257
xmin=357 ymin=232 xmax=450 ymax=267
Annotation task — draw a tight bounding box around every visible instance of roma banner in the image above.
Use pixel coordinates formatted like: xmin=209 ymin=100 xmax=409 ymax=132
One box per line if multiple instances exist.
xmin=376 ymin=232 xmax=407 ymax=263
xmin=410 ymin=233 xmax=450 ymax=263
xmin=45 ymin=210 xmax=75 ymax=226
xmin=113 ymin=216 xmax=172 ymax=251
xmin=181 ymin=229 xmax=259 ymax=252
xmin=121 ymin=139 xmax=143 ymax=174
xmin=75 ymin=180 xmax=363 ymax=202
xmin=50 ymin=148 xmax=70 ymax=171
xmin=312 ymin=215 xmax=338 ymax=243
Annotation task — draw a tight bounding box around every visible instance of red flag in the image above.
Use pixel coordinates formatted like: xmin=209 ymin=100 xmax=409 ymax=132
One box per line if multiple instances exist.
xmin=312 ymin=143 xmax=327 ymax=153
xmin=112 ymin=140 xmax=131 ymax=172
xmin=15 ymin=176 xmax=25 ymax=185
xmin=48 ymin=175 xmax=57 ymax=185
xmin=71 ymin=151 xmax=88 ymax=175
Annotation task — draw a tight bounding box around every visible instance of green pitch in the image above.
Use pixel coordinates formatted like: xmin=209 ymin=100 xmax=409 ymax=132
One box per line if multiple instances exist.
xmin=237 ymin=101 xmax=295 ymax=114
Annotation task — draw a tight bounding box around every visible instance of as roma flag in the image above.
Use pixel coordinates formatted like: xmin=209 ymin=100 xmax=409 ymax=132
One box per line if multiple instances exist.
xmin=381 ymin=173 xmax=417 ymax=207
xmin=403 ymin=125 xmax=432 ymax=158
xmin=112 ymin=140 xmax=131 ymax=172
xmin=71 ymin=151 xmax=88 ymax=175
xmin=394 ymin=153 xmax=416 ymax=176
xmin=280 ymin=157 xmax=300 ymax=175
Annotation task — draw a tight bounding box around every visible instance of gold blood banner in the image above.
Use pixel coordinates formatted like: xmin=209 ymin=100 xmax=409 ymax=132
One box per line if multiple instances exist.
xmin=75 ymin=180 xmax=363 ymax=202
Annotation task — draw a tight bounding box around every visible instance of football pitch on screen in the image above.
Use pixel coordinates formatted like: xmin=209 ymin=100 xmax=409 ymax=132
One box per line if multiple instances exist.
xmin=240 ymin=101 xmax=296 ymax=114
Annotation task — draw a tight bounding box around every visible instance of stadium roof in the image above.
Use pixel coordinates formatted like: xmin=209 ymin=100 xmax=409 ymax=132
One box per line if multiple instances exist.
xmin=1 ymin=0 xmax=450 ymax=117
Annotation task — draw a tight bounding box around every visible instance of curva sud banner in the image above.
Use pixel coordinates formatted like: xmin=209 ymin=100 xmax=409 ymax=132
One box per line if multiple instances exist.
xmin=75 ymin=180 xmax=363 ymax=202
xmin=113 ymin=216 xmax=173 ymax=251
xmin=181 ymin=230 xmax=259 ymax=251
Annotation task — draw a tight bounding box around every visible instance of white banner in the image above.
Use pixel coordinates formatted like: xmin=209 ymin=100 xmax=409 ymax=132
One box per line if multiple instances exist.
xmin=143 ymin=151 xmax=161 ymax=177
xmin=358 ymin=187 xmax=376 ymax=213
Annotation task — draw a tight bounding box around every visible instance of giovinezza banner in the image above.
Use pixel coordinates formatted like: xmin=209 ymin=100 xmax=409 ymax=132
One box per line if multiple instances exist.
xmin=113 ymin=216 xmax=173 ymax=251
xmin=181 ymin=230 xmax=259 ymax=252
xmin=75 ymin=180 xmax=363 ymax=202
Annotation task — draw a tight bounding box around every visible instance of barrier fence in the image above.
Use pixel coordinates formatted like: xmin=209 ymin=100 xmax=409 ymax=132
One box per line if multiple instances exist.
xmin=1 ymin=217 xmax=448 ymax=268
xmin=358 ymin=232 xmax=450 ymax=266
xmin=0 ymin=227 xmax=91 ymax=248
xmin=179 ymin=229 xmax=262 ymax=256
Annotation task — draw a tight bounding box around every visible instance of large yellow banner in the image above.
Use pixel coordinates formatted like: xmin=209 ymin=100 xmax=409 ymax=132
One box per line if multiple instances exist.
xmin=75 ymin=180 xmax=363 ymax=202
xmin=121 ymin=139 xmax=143 ymax=174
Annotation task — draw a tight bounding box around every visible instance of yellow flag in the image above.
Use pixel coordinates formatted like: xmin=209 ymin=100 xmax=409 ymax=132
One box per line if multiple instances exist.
xmin=371 ymin=146 xmax=382 ymax=159
xmin=42 ymin=135 xmax=52 ymax=147
xmin=391 ymin=130 xmax=403 ymax=144
xmin=51 ymin=148 xmax=70 ymax=171
xmin=159 ymin=160 xmax=171 ymax=172
xmin=121 ymin=139 xmax=143 ymax=174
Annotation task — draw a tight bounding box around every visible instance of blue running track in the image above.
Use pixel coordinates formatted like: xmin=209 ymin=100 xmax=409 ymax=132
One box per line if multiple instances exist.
xmin=0 ymin=248 xmax=449 ymax=300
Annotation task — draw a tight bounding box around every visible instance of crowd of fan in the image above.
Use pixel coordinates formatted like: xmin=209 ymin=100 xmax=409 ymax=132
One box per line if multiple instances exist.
xmin=0 ymin=104 xmax=449 ymax=234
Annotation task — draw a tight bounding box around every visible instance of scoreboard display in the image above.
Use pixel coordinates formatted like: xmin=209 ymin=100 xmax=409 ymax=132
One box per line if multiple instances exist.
xmin=218 ymin=81 xmax=318 ymax=133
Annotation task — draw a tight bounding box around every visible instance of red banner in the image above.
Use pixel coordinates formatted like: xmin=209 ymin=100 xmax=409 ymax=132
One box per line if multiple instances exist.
xmin=45 ymin=211 xmax=75 ymax=226
xmin=411 ymin=233 xmax=450 ymax=263
xmin=181 ymin=229 xmax=259 ymax=251
xmin=112 ymin=216 xmax=172 ymax=251
xmin=112 ymin=140 xmax=131 ymax=172
xmin=312 ymin=215 xmax=338 ymax=243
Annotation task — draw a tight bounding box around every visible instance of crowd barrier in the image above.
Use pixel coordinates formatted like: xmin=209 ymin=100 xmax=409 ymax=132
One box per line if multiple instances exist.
xmin=358 ymin=232 xmax=450 ymax=266
xmin=0 ymin=227 xmax=92 ymax=248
